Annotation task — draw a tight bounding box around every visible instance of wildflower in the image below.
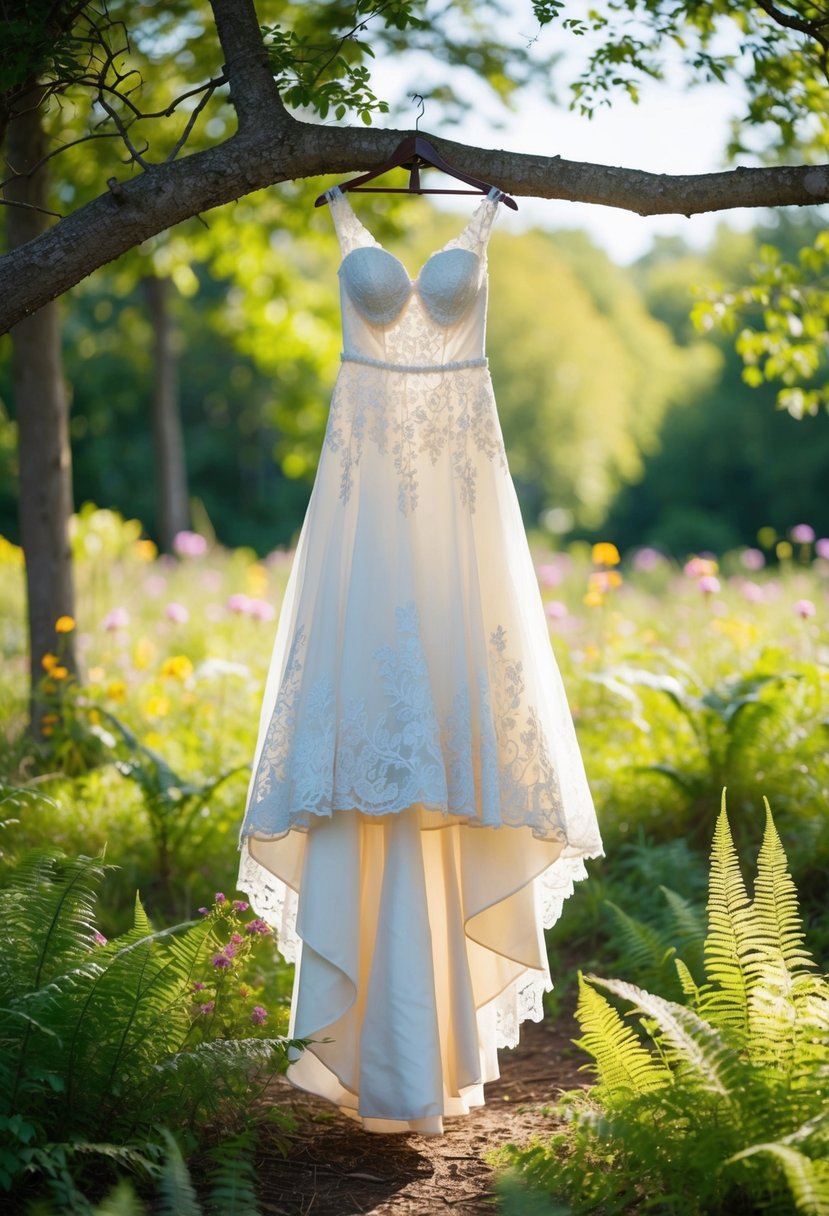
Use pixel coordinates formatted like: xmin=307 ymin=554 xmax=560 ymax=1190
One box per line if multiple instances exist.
xmin=230 ymin=932 xmax=244 ymax=945
xmin=740 ymin=548 xmax=765 ymax=571
xmin=248 ymin=598 xmax=276 ymax=622
xmin=741 ymin=581 xmax=765 ymax=604
xmin=227 ymin=593 xmax=253 ymax=615
xmin=232 ymin=900 xmax=249 ymax=913
xmin=790 ymin=523 xmax=815 ymax=544
xmin=103 ymin=607 xmax=130 ymax=631
xmin=106 ymin=680 xmax=127 ymax=701
xmin=214 ymin=892 xmax=226 ymax=903
xmin=776 ymin=541 xmax=793 ymax=560
xmin=816 ymin=538 xmax=829 ymax=560
xmin=173 ymin=530 xmax=208 ymax=558
xmin=198 ymin=1001 xmax=215 ymax=1015
xmin=55 ymin=615 xmax=75 ymax=633
xmin=41 ymin=724 xmax=55 ymax=737
xmin=134 ymin=538 xmax=158 ymax=561
xmin=165 ymin=602 xmax=190 ymax=624
xmin=51 ymin=666 xmax=69 ymax=680
xmin=250 ymin=1005 xmax=268 ymax=1026
xmin=42 ymin=713 xmax=59 ymax=726
xmin=198 ymin=906 xmax=210 ymax=917
xmin=93 ymin=930 xmax=107 ymax=947
xmin=545 ymin=600 xmax=568 ymax=620
xmin=223 ymin=942 xmax=238 ymax=959
xmin=144 ymin=695 xmax=170 ymax=719
xmin=583 ymin=589 xmax=604 ymax=608
xmin=244 ymin=918 xmax=271 ymax=935
xmin=536 ymin=563 xmax=563 ymax=588
xmin=699 ymin=575 xmax=721 ymax=595
xmin=684 ymin=556 xmax=718 ymax=579
xmin=238 ymin=984 xmax=252 ymax=999
xmin=794 ymin=599 xmax=816 ymax=619
xmin=160 ymin=655 xmax=193 ymax=681
xmin=192 ymin=981 xmax=207 ymax=991
xmin=631 ymin=547 xmax=664 ymax=572
xmin=592 ymin=542 xmax=620 ymax=567
xmin=589 ymin=570 xmax=622 ymax=593
xmin=41 ymin=653 xmax=59 ymax=672
xmin=211 ymin=953 xmax=232 ymax=969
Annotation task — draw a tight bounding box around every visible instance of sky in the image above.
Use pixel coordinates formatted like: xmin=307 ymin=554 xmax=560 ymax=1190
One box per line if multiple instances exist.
xmin=369 ymin=9 xmax=763 ymax=264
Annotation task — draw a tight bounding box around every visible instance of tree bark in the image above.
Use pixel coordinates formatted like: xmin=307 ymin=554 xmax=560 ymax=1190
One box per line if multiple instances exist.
xmin=5 ymin=92 xmax=77 ymax=730
xmin=142 ymin=274 xmax=190 ymax=551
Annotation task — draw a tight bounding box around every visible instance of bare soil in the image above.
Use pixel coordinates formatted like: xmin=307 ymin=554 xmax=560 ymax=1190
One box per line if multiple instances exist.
xmin=253 ymin=1008 xmax=587 ymax=1216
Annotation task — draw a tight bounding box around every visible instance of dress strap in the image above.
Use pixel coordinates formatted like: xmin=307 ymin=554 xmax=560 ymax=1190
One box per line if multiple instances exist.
xmin=325 ymin=186 xmax=380 ymax=258
xmin=443 ymin=190 xmax=504 ymax=257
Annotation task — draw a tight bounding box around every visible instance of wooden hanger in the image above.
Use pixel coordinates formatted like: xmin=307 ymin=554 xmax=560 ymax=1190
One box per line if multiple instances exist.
xmin=314 ymin=134 xmax=518 ymax=210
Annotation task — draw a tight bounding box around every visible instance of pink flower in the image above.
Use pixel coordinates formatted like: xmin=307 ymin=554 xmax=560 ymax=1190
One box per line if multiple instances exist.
xmin=214 ymin=892 xmax=226 ymax=903
xmin=102 ymin=607 xmax=130 ymax=631
xmin=144 ymin=574 xmax=167 ymax=597
xmin=248 ymin=598 xmax=276 ymax=622
xmin=192 ymin=981 xmax=207 ymax=991
xmin=684 ymin=556 xmax=718 ymax=579
xmin=211 ymin=953 xmax=232 ymax=969
xmin=631 ymin=547 xmax=665 ymax=573
xmin=250 ymin=1005 xmax=267 ymax=1025
xmin=244 ymin=918 xmax=271 ymax=935
xmin=227 ymin=593 xmax=253 ymax=615
xmin=699 ymin=575 xmax=721 ymax=595
xmin=741 ymin=581 xmax=765 ymax=604
xmin=545 ymin=600 xmax=568 ymax=620
xmin=165 ymin=602 xmax=190 ymax=624
xmin=794 ymin=599 xmax=816 ymax=619
xmin=536 ymin=563 xmax=563 ymax=588
xmin=93 ymin=930 xmax=108 ymax=947
xmin=198 ymin=1001 xmax=215 ymax=1014
xmin=233 ymin=900 xmax=249 ymax=913
xmin=791 ymin=524 xmax=815 ymax=544
xmin=198 ymin=906 xmax=210 ymax=917
xmin=230 ymin=932 xmax=244 ymax=945
xmin=223 ymin=942 xmax=238 ymax=959
xmin=173 ymin=530 xmax=208 ymax=558
xmin=740 ymin=548 xmax=765 ymax=571
xmin=816 ymin=538 xmax=829 ymax=561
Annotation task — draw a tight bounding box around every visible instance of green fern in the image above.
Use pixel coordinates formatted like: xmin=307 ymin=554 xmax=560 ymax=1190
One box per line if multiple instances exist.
xmin=504 ymin=793 xmax=829 ymax=1215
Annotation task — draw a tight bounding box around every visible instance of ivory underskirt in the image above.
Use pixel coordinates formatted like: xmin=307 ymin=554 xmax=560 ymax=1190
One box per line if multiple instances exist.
xmin=239 ymin=805 xmax=593 ymax=1135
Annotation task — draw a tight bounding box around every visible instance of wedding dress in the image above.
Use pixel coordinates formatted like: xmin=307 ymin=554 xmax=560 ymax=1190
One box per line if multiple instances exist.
xmin=237 ymin=185 xmax=603 ymax=1134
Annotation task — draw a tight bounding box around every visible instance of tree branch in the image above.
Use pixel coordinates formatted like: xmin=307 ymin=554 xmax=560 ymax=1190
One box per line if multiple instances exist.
xmin=209 ymin=0 xmax=284 ymax=130
xmin=2 ymin=114 xmax=829 ymax=335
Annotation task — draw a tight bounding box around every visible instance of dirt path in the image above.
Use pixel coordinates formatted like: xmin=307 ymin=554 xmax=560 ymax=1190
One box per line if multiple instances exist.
xmin=253 ymin=1009 xmax=586 ymax=1215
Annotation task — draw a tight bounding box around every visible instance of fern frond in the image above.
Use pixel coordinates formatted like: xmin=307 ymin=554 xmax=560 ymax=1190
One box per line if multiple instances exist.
xmin=751 ymin=799 xmax=815 ymax=975
xmin=92 ymin=1178 xmax=147 ymax=1215
xmin=590 ymin=975 xmax=738 ymax=1097
xmin=702 ymin=794 xmax=755 ymax=1034
xmin=727 ymin=1143 xmax=829 ymax=1216
xmin=660 ymin=886 xmax=706 ymax=969
xmin=604 ymin=900 xmax=676 ymax=982
xmin=157 ymin=1128 xmax=202 ymax=1216
xmin=575 ymin=974 xmax=671 ymax=1101
xmin=674 ymin=958 xmax=701 ymax=1006
xmin=205 ymin=1132 xmax=260 ymax=1216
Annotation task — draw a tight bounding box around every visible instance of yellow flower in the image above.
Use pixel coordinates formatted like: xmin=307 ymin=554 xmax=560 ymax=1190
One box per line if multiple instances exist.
xmin=583 ymin=589 xmax=605 ymax=608
xmin=246 ymin=563 xmax=268 ymax=596
xmin=41 ymin=653 xmax=59 ymax=672
xmin=592 ymin=542 xmax=620 ymax=567
xmin=160 ymin=654 xmax=194 ymax=681
xmin=106 ymin=680 xmax=127 ymax=701
xmin=89 ymin=709 xmax=101 ymax=725
xmin=134 ymin=637 xmax=157 ymax=670
xmin=776 ymin=540 xmax=793 ymax=560
xmin=134 ymin=539 xmax=158 ymax=562
xmin=42 ymin=713 xmax=60 ymax=726
xmin=41 ymin=724 xmax=55 ymax=737
xmin=55 ymin=615 xmax=76 ymax=633
xmin=589 ymin=570 xmax=624 ymax=593
xmin=51 ymin=666 xmax=69 ymax=680
xmin=143 ymin=730 xmax=164 ymax=749
xmin=144 ymin=694 xmax=170 ymax=719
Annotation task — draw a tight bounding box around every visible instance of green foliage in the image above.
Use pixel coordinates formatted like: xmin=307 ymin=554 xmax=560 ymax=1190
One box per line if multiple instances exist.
xmin=0 ymin=845 xmax=299 ymax=1210
xmin=502 ymin=795 xmax=829 ymax=1214
xmin=695 ymin=232 xmax=829 ymax=418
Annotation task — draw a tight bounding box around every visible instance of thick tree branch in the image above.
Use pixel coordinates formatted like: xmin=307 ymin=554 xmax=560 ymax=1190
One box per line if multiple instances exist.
xmin=2 ymin=114 xmax=829 ymax=335
xmin=210 ymin=0 xmax=284 ymax=130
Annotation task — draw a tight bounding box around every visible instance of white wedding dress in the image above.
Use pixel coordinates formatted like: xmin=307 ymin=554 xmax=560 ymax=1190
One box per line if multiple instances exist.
xmin=237 ymin=186 xmax=603 ymax=1134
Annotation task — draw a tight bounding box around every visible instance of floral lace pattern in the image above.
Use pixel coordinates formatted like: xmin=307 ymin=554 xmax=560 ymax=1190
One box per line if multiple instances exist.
xmin=244 ymin=603 xmax=566 ymax=843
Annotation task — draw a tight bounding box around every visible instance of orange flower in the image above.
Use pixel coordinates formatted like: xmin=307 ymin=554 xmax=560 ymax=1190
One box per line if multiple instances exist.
xmin=583 ymin=589 xmax=604 ymax=608
xmin=55 ymin=615 xmax=76 ymax=633
xmin=41 ymin=653 xmax=59 ymax=672
xmin=592 ymin=542 xmax=620 ymax=567
xmin=134 ymin=539 xmax=158 ymax=562
xmin=51 ymin=666 xmax=69 ymax=680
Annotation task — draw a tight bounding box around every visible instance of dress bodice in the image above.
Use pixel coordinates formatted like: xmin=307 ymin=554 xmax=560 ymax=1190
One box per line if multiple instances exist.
xmin=327 ymin=187 xmax=502 ymax=369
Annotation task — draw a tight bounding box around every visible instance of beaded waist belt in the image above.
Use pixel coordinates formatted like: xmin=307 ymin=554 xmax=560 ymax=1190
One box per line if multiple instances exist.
xmin=340 ymin=353 xmax=488 ymax=374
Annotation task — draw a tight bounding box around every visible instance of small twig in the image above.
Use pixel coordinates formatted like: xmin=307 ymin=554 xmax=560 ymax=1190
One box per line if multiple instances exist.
xmin=0 ymin=197 xmax=63 ymax=218
xmin=165 ymin=82 xmax=219 ymax=162
xmin=0 ymin=132 xmax=121 ymax=193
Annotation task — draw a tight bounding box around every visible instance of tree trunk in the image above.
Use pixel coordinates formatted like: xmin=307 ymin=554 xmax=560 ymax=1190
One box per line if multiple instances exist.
xmin=142 ymin=273 xmax=190 ymax=551
xmin=5 ymin=92 xmax=77 ymax=731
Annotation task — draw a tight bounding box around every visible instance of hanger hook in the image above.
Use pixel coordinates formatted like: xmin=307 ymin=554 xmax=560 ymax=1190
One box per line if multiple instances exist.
xmin=410 ymin=93 xmax=425 ymax=131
